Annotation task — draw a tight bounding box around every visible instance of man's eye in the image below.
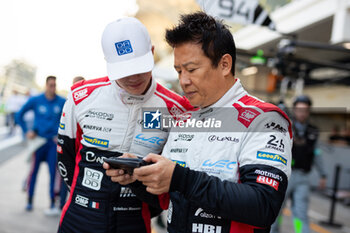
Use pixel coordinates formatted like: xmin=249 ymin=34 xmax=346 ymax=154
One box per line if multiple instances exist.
xmin=188 ymin=69 xmax=196 ymax=73
xmin=176 ymin=70 xmax=182 ymax=74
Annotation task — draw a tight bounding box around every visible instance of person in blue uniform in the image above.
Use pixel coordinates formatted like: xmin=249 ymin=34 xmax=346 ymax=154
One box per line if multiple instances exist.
xmin=16 ymin=75 xmax=65 ymax=214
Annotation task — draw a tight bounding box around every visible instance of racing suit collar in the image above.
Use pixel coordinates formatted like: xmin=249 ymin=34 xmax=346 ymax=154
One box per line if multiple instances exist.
xmin=112 ymin=78 xmax=156 ymax=104
xmin=196 ymin=78 xmax=246 ymax=118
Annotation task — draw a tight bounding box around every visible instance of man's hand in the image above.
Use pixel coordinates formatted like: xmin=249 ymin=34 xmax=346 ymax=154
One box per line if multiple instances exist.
xmin=319 ymin=177 xmax=327 ymax=190
xmin=26 ymin=130 xmax=36 ymax=140
xmin=103 ymin=153 xmax=137 ymax=185
xmin=133 ymin=153 xmax=176 ymax=195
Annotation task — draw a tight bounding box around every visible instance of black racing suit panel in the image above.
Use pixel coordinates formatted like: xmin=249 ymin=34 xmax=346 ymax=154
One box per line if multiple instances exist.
xmin=170 ymin=163 xmax=288 ymax=231
xmin=57 ymin=77 xmax=192 ymax=233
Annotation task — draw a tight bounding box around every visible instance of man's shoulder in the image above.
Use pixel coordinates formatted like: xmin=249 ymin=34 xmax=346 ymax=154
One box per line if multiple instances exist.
xmin=31 ymin=93 xmax=44 ymax=101
xmin=154 ymin=83 xmax=193 ymax=112
xmin=56 ymin=94 xmax=66 ymax=102
xmin=71 ymin=76 xmax=110 ymax=91
xmin=232 ymin=94 xmax=292 ymax=137
xmin=70 ymin=76 xmax=111 ymax=105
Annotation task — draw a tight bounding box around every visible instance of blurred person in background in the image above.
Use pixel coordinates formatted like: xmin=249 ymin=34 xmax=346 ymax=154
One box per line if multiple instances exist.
xmin=328 ymin=125 xmax=343 ymax=144
xmin=57 ymin=17 xmax=191 ymax=233
xmin=5 ymin=90 xmax=27 ymax=135
xmin=271 ymin=95 xmax=327 ymax=233
xmin=22 ymin=89 xmax=35 ymax=134
xmin=346 ymin=127 xmax=350 ymax=146
xmin=16 ymin=75 xmax=65 ymax=215
xmin=72 ymin=76 xmax=85 ymax=85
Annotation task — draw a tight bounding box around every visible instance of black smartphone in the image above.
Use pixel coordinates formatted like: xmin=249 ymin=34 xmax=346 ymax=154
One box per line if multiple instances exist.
xmin=103 ymin=157 xmax=150 ymax=175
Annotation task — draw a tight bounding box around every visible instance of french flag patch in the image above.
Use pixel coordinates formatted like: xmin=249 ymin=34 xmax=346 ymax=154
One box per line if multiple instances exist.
xmin=90 ymin=201 xmax=100 ymax=209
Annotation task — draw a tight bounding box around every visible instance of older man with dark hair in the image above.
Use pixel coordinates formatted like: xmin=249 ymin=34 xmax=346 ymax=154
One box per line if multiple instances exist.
xmin=106 ymin=12 xmax=293 ymax=233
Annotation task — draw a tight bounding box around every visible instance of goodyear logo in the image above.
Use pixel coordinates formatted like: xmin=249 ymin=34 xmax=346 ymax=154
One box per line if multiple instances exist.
xmin=83 ymin=135 xmax=109 ymax=148
xmin=59 ymin=123 xmax=65 ymax=130
xmin=172 ymin=160 xmax=186 ymax=168
xmin=257 ymin=151 xmax=287 ymax=165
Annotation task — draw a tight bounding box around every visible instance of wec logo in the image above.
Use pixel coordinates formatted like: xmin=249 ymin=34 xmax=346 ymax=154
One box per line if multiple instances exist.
xmin=202 ymin=159 xmax=236 ymax=170
xmin=135 ymin=134 xmax=165 ymax=145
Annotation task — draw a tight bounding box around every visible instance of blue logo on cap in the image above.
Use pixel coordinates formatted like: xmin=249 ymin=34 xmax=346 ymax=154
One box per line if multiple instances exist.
xmin=115 ymin=40 xmax=133 ymax=56
xmin=143 ymin=110 xmax=161 ymax=129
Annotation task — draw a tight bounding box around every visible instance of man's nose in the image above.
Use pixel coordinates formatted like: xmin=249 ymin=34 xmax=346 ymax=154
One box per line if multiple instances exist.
xmin=179 ymin=73 xmax=191 ymax=86
xmin=127 ymin=74 xmax=143 ymax=82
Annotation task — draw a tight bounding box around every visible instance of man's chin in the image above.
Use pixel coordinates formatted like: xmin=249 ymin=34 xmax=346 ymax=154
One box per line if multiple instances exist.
xmin=127 ymin=86 xmax=147 ymax=95
xmin=188 ymin=99 xmax=200 ymax=108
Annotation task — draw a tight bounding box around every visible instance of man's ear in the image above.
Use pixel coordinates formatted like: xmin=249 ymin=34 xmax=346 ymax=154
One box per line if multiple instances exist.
xmin=151 ymin=45 xmax=155 ymax=55
xmin=220 ymin=54 xmax=232 ymax=76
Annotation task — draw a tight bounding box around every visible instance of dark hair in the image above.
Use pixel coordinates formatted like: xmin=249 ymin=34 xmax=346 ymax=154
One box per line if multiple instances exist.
xmin=293 ymin=95 xmax=312 ymax=107
xmin=46 ymin=75 xmax=56 ymax=84
xmin=73 ymin=76 xmax=85 ymax=84
xmin=165 ymin=11 xmax=236 ymax=75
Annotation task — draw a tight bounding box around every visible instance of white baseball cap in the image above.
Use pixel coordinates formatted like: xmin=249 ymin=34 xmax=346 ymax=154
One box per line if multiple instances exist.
xmin=101 ymin=17 xmax=154 ymax=80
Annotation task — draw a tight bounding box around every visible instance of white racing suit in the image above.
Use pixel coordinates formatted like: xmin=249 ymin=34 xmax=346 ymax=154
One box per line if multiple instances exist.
xmin=131 ymin=79 xmax=293 ymax=233
xmin=57 ymin=77 xmax=192 ymax=233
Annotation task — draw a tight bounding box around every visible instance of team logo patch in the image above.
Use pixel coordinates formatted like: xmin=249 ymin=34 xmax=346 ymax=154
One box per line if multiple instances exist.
xmin=256 ymin=151 xmax=287 ymax=165
xmin=143 ymin=110 xmax=161 ymax=129
xmin=73 ymin=88 xmax=88 ymax=102
xmin=256 ymin=175 xmax=279 ymax=191
xmin=82 ymin=168 xmax=103 ymax=191
xmin=233 ymin=103 xmax=261 ymax=128
xmin=75 ymin=194 xmax=89 ymax=207
xmin=115 ymin=40 xmax=133 ymax=56
xmin=57 ymin=145 xmax=63 ymax=154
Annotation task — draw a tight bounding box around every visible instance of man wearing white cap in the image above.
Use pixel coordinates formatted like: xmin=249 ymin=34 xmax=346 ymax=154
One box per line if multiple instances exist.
xmin=57 ymin=17 xmax=192 ymax=233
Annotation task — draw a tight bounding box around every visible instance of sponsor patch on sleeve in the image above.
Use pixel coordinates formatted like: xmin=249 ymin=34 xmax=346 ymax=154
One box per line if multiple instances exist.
xmin=256 ymin=151 xmax=287 ymax=165
xmin=256 ymin=175 xmax=279 ymax=191
xmin=57 ymin=145 xmax=63 ymax=154
xmin=172 ymin=160 xmax=187 ymax=167
xmin=233 ymin=104 xmax=261 ymax=128
xmin=59 ymin=123 xmax=65 ymax=130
